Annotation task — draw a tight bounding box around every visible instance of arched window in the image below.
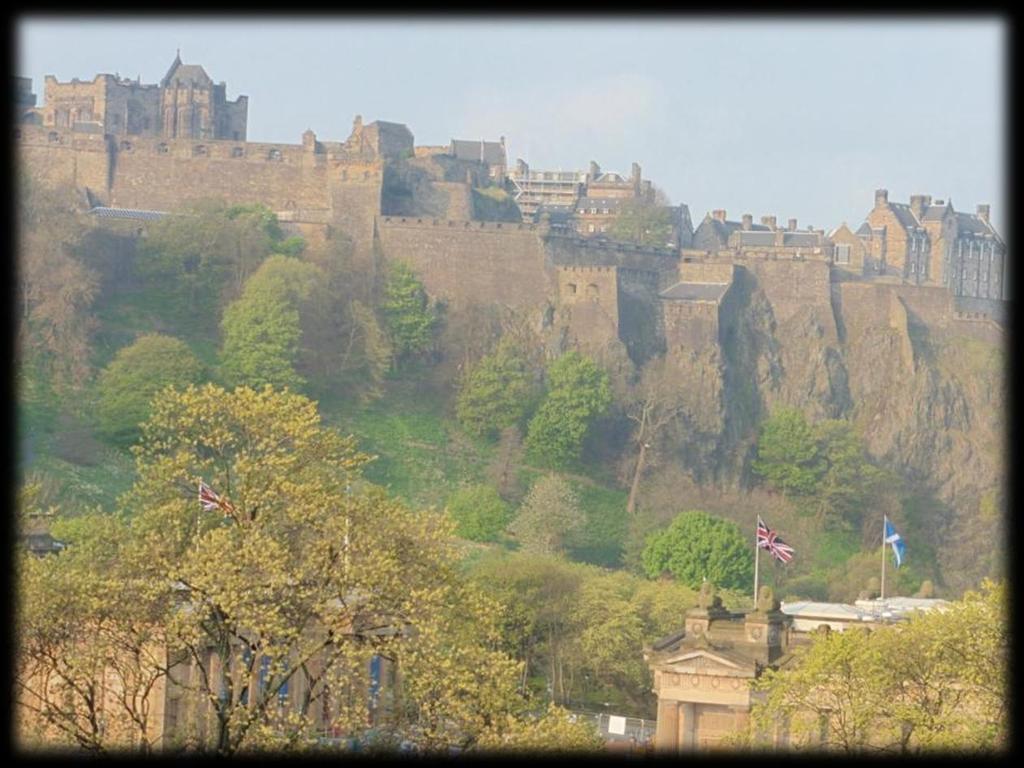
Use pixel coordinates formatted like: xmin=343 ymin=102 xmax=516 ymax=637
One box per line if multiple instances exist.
xmin=586 ymin=283 xmax=599 ymax=299
xmin=268 ymin=148 xmax=282 ymax=161
xmin=566 ymin=283 xmax=577 ymax=296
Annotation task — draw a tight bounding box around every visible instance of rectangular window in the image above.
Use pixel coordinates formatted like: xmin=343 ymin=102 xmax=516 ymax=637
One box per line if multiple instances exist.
xmin=835 ymin=244 xmax=851 ymax=264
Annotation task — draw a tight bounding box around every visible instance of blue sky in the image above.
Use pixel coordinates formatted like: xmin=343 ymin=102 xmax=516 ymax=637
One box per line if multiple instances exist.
xmin=18 ymin=17 xmax=1006 ymax=233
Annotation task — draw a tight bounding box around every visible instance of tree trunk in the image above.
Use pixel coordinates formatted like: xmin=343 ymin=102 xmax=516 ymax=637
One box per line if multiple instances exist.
xmin=626 ymin=441 xmax=649 ymax=517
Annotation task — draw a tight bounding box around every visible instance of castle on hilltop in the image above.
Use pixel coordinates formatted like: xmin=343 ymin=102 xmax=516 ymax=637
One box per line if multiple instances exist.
xmin=20 ymin=52 xmax=248 ymax=141
xmin=15 ymin=58 xmax=1007 ymax=376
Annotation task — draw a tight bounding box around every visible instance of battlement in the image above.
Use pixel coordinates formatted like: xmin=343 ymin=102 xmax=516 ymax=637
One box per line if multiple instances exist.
xmin=378 ymin=216 xmax=541 ymax=232
xmin=546 ymin=231 xmax=677 ymax=259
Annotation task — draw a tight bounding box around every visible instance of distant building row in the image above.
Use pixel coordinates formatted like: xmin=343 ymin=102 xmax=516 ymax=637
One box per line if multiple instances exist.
xmin=14 ymin=56 xmax=1007 ymax=303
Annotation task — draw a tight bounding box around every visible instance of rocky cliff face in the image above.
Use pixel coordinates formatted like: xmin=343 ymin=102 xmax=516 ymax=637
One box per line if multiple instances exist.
xmin=658 ymin=266 xmax=1005 ymax=592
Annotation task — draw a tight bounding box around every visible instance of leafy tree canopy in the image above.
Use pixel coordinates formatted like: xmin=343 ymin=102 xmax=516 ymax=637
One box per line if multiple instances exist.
xmin=507 ymin=475 xmax=585 ymax=556
xmin=608 ymin=188 xmax=676 ymax=247
xmin=742 ymin=581 xmax=1007 ymax=753
xmin=456 ymin=338 xmax=537 ymax=440
xmin=641 ymin=510 xmax=753 ymax=591
xmin=446 ymin=484 xmax=512 ymax=543
xmin=380 ymin=262 xmax=437 ymax=365
xmin=525 ymin=351 xmax=611 ymax=468
xmin=95 ymin=333 xmax=204 ymax=445
xmin=218 ymin=256 xmax=324 ymax=391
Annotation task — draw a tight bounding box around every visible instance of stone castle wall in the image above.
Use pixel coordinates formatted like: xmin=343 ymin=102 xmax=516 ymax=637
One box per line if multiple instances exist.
xmin=374 ymin=217 xmax=552 ymax=311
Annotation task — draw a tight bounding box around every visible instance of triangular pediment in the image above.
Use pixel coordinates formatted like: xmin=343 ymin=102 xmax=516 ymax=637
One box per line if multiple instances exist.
xmin=662 ymin=648 xmax=748 ymax=673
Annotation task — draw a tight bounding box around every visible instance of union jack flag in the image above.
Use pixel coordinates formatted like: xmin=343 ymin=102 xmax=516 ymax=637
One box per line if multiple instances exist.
xmin=198 ymin=480 xmax=236 ymax=517
xmin=757 ymin=516 xmax=795 ymax=563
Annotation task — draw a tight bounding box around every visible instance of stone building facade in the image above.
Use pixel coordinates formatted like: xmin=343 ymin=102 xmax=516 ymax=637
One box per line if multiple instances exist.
xmin=26 ymin=53 xmax=247 ymax=141
xmin=644 ymin=585 xmax=794 ymax=751
xmin=859 ymin=189 xmax=1005 ymax=299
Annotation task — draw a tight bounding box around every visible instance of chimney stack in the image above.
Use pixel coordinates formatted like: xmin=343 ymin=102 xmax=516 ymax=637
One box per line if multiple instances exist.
xmin=788 ymin=218 xmax=798 ymax=232
xmin=631 ymin=162 xmax=642 ymax=184
xmin=589 ymin=160 xmax=600 ymax=180
xmin=874 ymin=188 xmax=889 ymax=208
xmin=741 ymin=214 xmax=753 ymax=231
xmin=977 ymin=204 xmax=990 ymax=223
xmin=761 ymin=215 xmax=777 ymax=230
xmin=712 ymin=209 xmax=727 ymax=222
xmin=909 ymin=194 xmax=929 ymax=219
xmin=516 ymin=158 xmax=528 ymax=175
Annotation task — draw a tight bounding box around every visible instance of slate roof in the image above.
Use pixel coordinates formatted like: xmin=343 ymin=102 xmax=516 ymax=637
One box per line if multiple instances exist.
xmin=451 ymin=139 xmax=505 ymax=166
xmin=593 ymin=172 xmax=629 ymax=183
xmin=89 ymin=207 xmax=168 ymax=221
xmin=955 ymin=212 xmax=995 ymax=236
xmin=855 ymin=222 xmax=873 ymax=236
xmin=161 ymin=53 xmax=212 ymax=88
xmin=737 ymin=231 xmax=775 ymax=247
xmin=922 ymin=203 xmax=952 ymax=221
xmin=23 ymin=532 xmax=66 ymax=555
xmin=659 ymin=281 xmax=730 ymax=302
xmin=782 ymin=232 xmax=820 ymax=247
xmin=889 ymin=203 xmax=923 ymax=231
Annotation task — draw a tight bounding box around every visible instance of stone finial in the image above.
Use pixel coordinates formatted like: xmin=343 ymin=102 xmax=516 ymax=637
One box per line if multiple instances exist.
xmin=874 ymin=188 xmax=889 ymax=208
xmin=865 ymin=576 xmax=881 ymax=599
xmin=788 ymin=218 xmax=797 ymax=231
xmin=756 ymin=585 xmax=780 ymax=614
xmin=741 ymin=214 xmax=753 ymax=231
xmin=697 ymin=580 xmax=715 ymax=610
xmin=915 ymin=579 xmax=935 ymax=599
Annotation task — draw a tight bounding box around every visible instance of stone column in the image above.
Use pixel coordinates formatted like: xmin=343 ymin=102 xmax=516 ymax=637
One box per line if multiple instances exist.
xmin=654 ymin=699 xmax=679 ymax=752
xmin=679 ymin=701 xmax=696 ymax=749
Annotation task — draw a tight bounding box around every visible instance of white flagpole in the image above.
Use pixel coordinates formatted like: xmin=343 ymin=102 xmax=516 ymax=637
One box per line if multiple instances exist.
xmin=881 ymin=515 xmax=887 ymax=601
xmin=753 ymin=515 xmax=761 ymax=605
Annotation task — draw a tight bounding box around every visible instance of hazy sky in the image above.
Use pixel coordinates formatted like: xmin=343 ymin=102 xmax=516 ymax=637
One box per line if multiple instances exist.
xmin=18 ymin=17 xmax=1006 ymax=234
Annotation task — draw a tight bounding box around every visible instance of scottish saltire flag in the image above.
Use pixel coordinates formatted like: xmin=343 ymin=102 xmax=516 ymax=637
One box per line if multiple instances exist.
xmin=198 ymin=480 xmax=236 ymax=517
xmin=884 ymin=516 xmax=906 ymax=568
xmin=757 ymin=516 xmax=795 ymax=563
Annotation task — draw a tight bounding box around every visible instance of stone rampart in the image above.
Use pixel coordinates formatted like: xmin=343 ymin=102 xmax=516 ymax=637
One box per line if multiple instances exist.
xmin=374 ymin=216 xmax=551 ymax=311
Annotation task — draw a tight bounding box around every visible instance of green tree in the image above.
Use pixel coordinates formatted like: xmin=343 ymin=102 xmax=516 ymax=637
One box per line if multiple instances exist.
xmin=508 ymin=476 xmax=585 ymax=556
xmin=380 ymin=262 xmax=437 ymax=365
xmin=446 ymin=485 xmax=512 ymax=543
xmin=525 ymin=351 xmax=612 ymax=468
xmin=743 ymin=581 xmax=1007 ymax=753
xmin=641 ymin=510 xmax=753 ymax=590
xmin=17 ymin=384 xmax=594 ymax=755
xmin=17 ymin=174 xmax=99 ymax=392
xmin=456 ymin=338 xmax=537 ymax=440
xmin=15 ymin=512 xmax=172 ymax=753
xmin=608 ymin=188 xmax=675 ymax=247
xmin=95 ymin=334 xmax=203 ymax=445
xmin=218 ymin=255 xmax=324 ymax=391
xmin=476 ymin=704 xmax=604 ymax=752
xmin=752 ymin=407 xmax=824 ymax=496
xmin=220 ymin=293 xmax=304 ymax=391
